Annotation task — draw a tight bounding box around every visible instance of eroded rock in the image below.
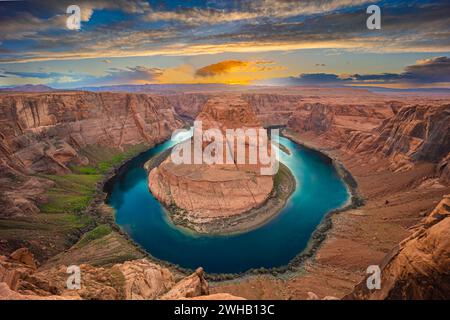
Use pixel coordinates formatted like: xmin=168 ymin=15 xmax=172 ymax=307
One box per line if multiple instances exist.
xmin=0 ymin=250 xmax=238 ymax=300
xmin=148 ymin=97 xmax=275 ymax=232
xmin=0 ymin=92 xmax=182 ymax=217
xmin=346 ymin=194 xmax=450 ymax=300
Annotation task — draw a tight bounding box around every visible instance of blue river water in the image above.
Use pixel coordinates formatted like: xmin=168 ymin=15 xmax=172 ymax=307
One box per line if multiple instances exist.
xmin=109 ymin=133 xmax=349 ymax=273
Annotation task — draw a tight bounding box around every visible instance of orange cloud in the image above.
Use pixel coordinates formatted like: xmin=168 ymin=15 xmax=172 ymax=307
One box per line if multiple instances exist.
xmin=195 ymin=60 xmax=281 ymax=77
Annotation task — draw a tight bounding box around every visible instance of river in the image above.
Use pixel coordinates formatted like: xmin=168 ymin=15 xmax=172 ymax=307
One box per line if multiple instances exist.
xmin=108 ymin=132 xmax=349 ymax=273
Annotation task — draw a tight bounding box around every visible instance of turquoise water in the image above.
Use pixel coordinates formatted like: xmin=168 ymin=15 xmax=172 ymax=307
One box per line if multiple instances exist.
xmin=109 ymin=134 xmax=349 ymax=273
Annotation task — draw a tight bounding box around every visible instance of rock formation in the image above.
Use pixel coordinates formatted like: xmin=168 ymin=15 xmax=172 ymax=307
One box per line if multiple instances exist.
xmin=0 ymin=92 xmax=182 ymax=217
xmin=0 ymin=247 xmax=241 ymax=300
xmin=438 ymin=153 xmax=450 ymax=185
xmin=347 ymin=104 xmax=450 ymax=173
xmin=346 ymin=194 xmax=450 ymax=300
xmin=241 ymin=93 xmax=302 ymax=126
xmin=287 ymin=102 xmax=393 ymax=148
xmin=148 ymin=97 xmax=275 ymax=233
xmin=166 ymin=93 xmax=214 ymax=120
xmin=0 ymin=92 xmax=181 ymax=174
xmin=209 ymin=89 xmax=449 ymax=300
xmin=287 ymin=101 xmax=450 ymax=181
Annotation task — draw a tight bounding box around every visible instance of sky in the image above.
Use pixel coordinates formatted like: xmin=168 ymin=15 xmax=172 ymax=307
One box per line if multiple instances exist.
xmin=0 ymin=0 xmax=449 ymax=89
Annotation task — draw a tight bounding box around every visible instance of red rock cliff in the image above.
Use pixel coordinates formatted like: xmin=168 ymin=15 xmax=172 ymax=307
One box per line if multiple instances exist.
xmin=0 ymin=92 xmax=182 ymax=216
xmin=346 ymin=194 xmax=450 ymax=300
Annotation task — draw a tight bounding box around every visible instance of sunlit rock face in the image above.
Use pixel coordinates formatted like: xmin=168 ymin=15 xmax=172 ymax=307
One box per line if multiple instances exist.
xmin=346 ymin=194 xmax=450 ymax=300
xmin=0 ymin=248 xmax=222 ymax=300
xmin=148 ymin=97 xmax=275 ymax=224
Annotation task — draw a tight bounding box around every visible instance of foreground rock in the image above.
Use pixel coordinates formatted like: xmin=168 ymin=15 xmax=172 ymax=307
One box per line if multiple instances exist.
xmin=0 ymin=247 xmax=241 ymax=300
xmin=148 ymin=97 xmax=276 ymax=233
xmin=346 ymin=194 xmax=450 ymax=299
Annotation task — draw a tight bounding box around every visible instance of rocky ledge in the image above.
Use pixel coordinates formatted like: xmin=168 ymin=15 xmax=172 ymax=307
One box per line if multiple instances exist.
xmin=346 ymin=194 xmax=450 ymax=299
xmin=0 ymin=247 xmax=244 ymax=300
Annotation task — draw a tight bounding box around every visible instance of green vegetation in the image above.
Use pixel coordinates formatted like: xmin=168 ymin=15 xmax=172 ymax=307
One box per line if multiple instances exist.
xmin=40 ymin=144 xmax=147 ymax=214
xmin=96 ymin=145 xmax=147 ymax=172
xmin=1 ymin=144 xmax=149 ymax=263
xmin=71 ymin=166 xmax=99 ymax=175
xmin=97 ymin=153 xmax=128 ymax=173
xmin=71 ymin=144 xmax=147 ymax=175
xmin=77 ymin=224 xmax=112 ymax=247
xmin=39 ymin=173 xmax=102 ymax=214
xmin=0 ymin=212 xmax=95 ymax=261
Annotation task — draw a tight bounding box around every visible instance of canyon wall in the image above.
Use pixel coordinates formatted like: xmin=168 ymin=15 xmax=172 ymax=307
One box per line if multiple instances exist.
xmin=286 ymin=101 xmax=450 ymax=180
xmin=0 ymin=92 xmax=181 ymax=174
xmin=346 ymin=104 xmax=450 ymax=172
xmin=0 ymin=92 xmax=182 ymax=217
xmin=241 ymin=93 xmax=302 ymax=126
xmin=287 ymin=102 xmax=392 ymax=147
xmin=167 ymin=93 xmax=302 ymax=126
xmin=166 ymin=93 xmax=214 ymax=120
xmin=346 ymin=194 xmax=450 ymax=300
xmin=1 ymin=89 xmax=449 ymax=300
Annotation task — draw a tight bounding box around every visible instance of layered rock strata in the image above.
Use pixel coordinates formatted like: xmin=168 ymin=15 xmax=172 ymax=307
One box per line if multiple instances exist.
xmin=0 ymin=247 xmax=243 ymax=300
xmin=345 ymin=104 xmax=450 ymax=173
xmin=0 ymin=92 xmax=182 ymax=217
xmin=346 ymin=194 xmax=450 ymax=299
xmin=148 ymin=97 xmax=276 ymax=233
xmin=287 ymin=102 xmax=449 ymax=181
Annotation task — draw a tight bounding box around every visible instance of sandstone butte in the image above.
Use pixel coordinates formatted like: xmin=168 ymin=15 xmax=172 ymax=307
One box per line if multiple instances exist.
xmin=0 ymin=88 xmax=449 ymax=300
xmin=148 ymin=97 xmax=276 ymax=232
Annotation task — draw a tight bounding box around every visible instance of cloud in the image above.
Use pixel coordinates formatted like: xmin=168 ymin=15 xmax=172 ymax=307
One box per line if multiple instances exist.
xmin=258 ymin=56 xmax=450 ymax=87
xmin=196 ymin=60 xmax=249 ymax=77
xmin=300 ymin=73 xmax=349 ymax=83
xmin=84 ymin=66 xmax=164 ymax=85
xmin=0 ymin=69 xmax=85 ymax=87
xmin=145 ymin=0 xmax=373 ymax=25
xmin=258 ymin=73 xmax=351 ymax=86
xmin=0 ymin=13 xmax=66 ymax=41
xmin=2 ymin=70 xmax=70 ymax=79
xmin=195 ymin=60 xmax=280 ymax=77
xmin=37 ymin=0 xmax=150 ymax=22
xmin=0 ymin=0 xmax=150 ymax=41
xmin=0 ymin=65 xmax=164 ymax=87
xmin=146 ymin=8 xmax=259 ymax=25
xmin=403 ymin=56 xmax=450 ymax=83
xmin=0 ymin=1 xmax=449 ymax=63
xmin=350 ymin=56 xmax=450 ymax=84
xmin=5 ymin=56 xmax=450 ymax=89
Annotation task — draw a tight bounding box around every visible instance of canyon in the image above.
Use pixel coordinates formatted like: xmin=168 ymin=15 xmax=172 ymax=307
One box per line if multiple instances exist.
xmin=0 ymin=92 xmax=182 ymax=217
xmin=0 ymin=88 xmax=449 ymax=300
